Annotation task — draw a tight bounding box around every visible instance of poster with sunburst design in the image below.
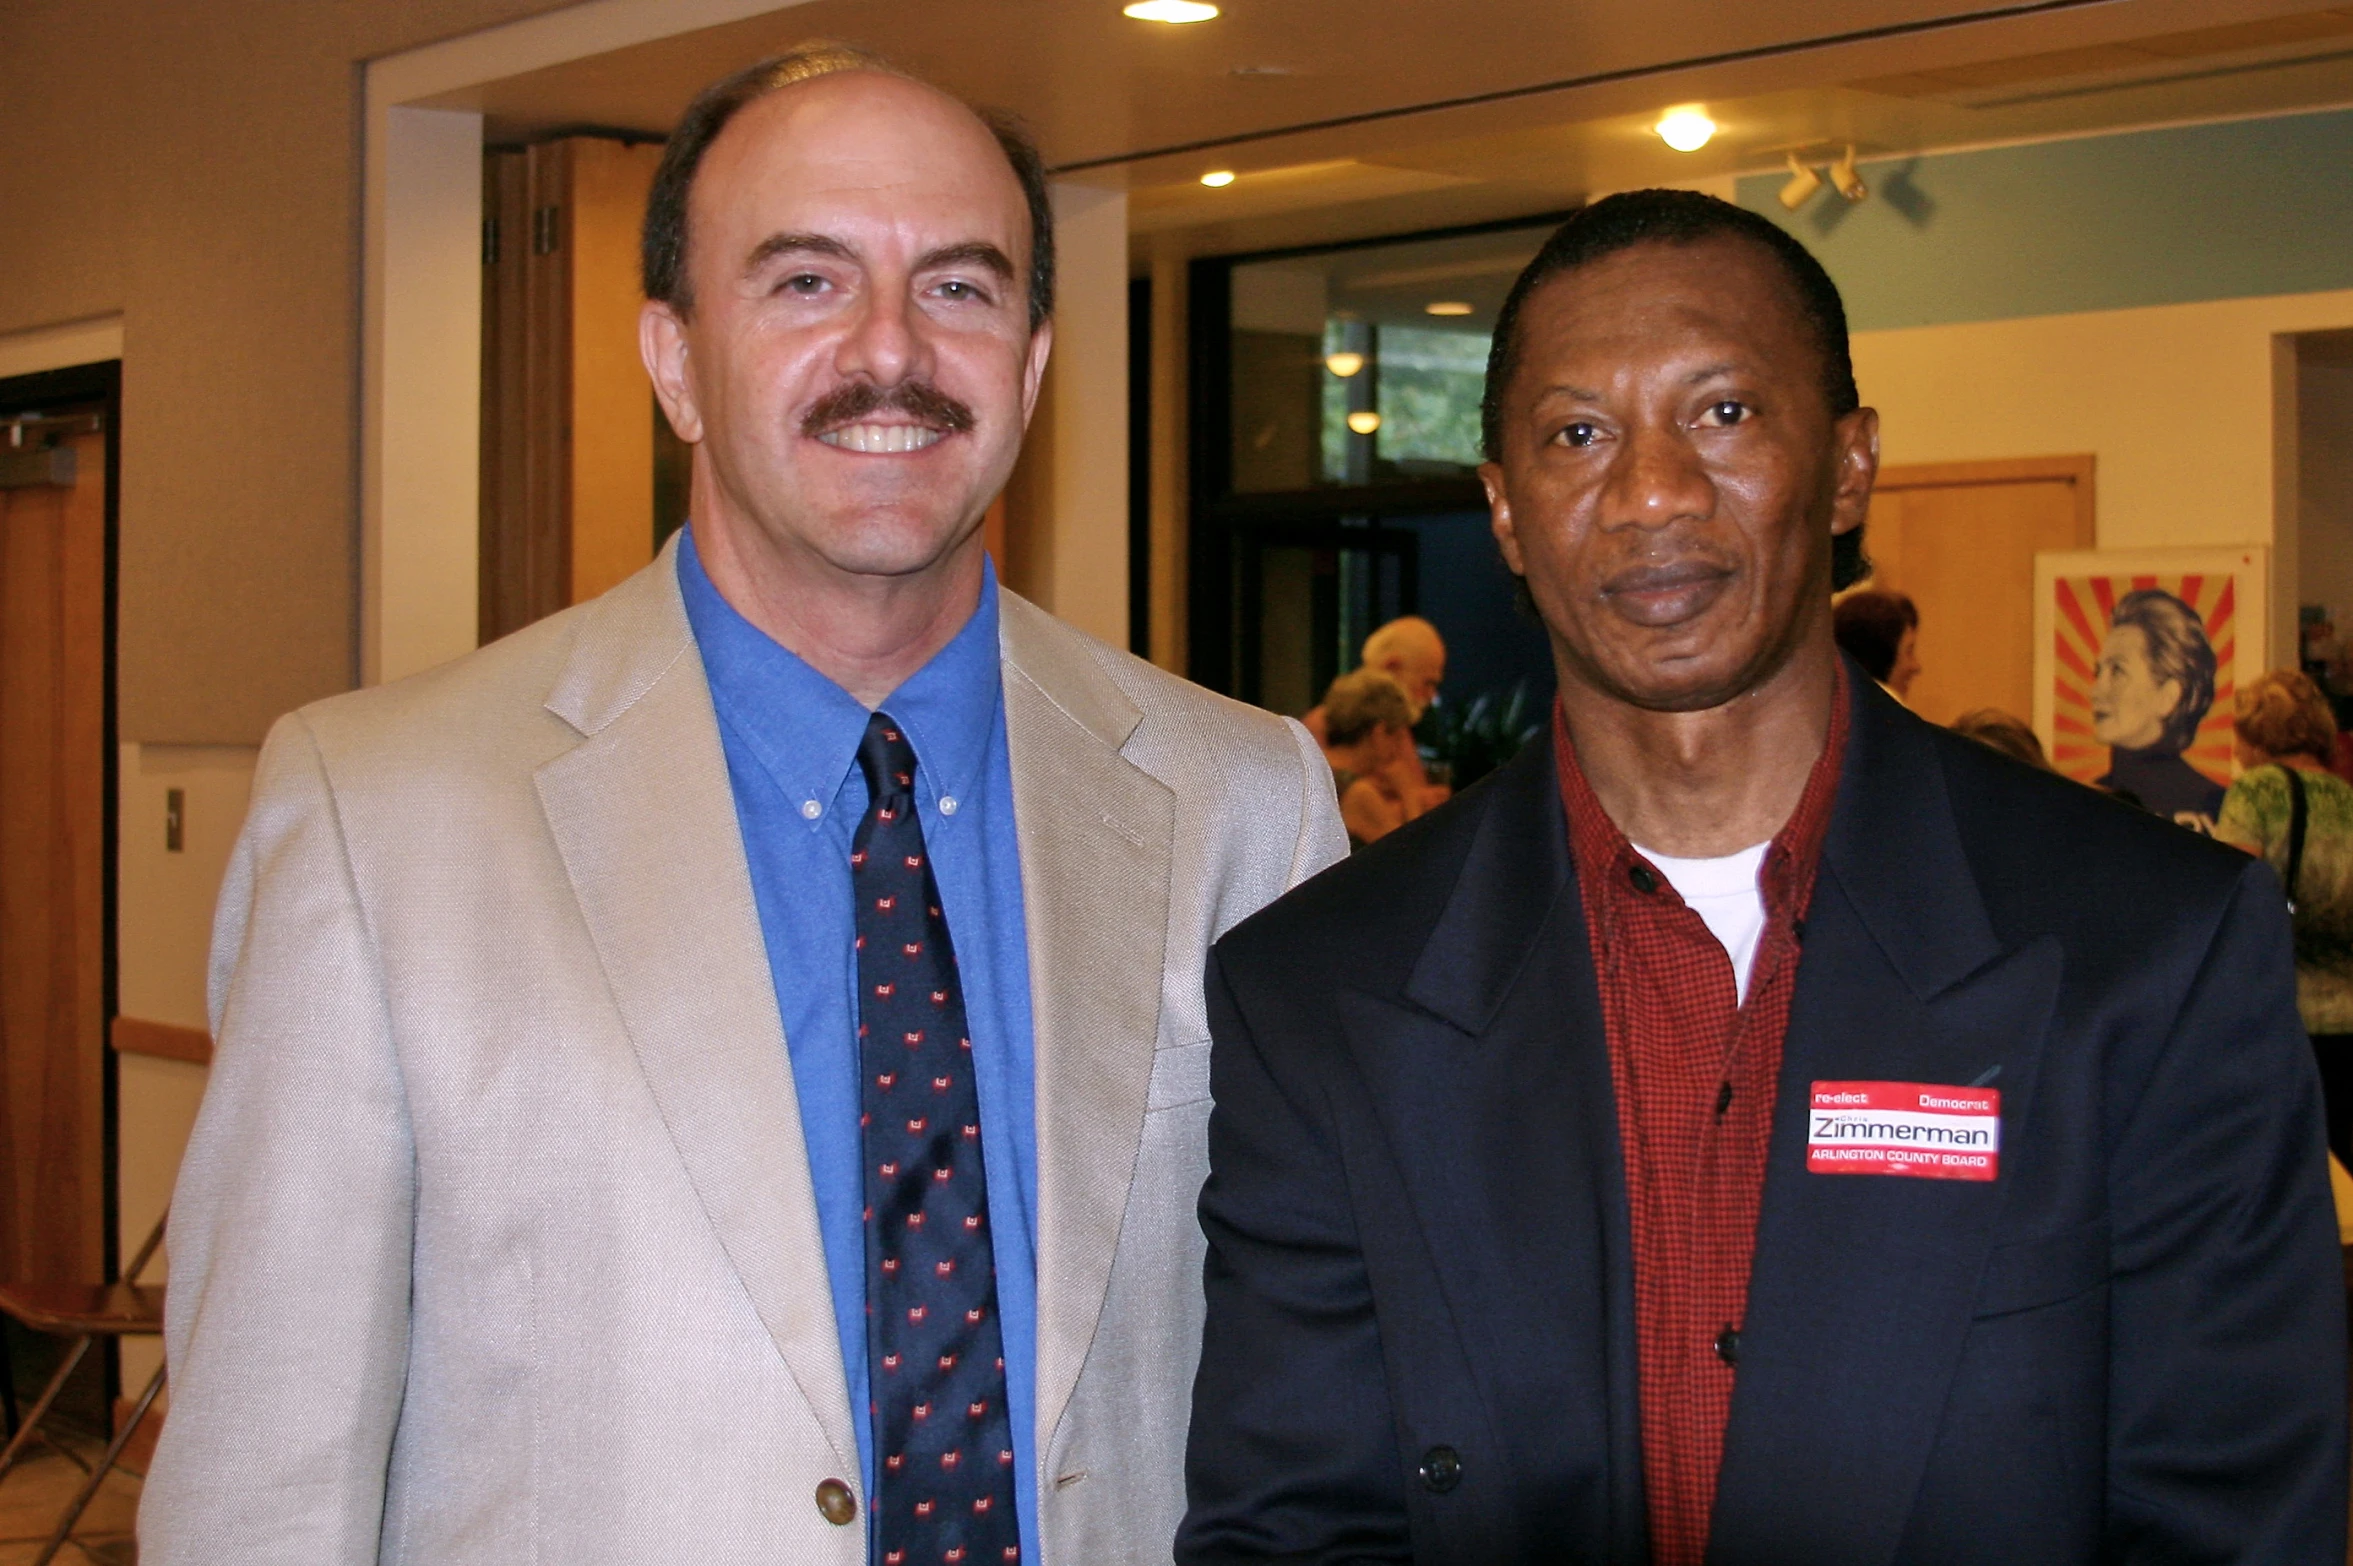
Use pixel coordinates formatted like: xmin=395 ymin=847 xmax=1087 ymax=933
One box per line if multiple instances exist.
xmin=2033 ymin=548 xmax=2267 ymax=833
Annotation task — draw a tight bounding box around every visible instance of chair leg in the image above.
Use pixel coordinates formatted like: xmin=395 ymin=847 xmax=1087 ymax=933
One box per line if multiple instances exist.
xmin=32 ymin=1359 xmax=164 ymax=1566
xmin=0 ymin=1335 xmax=92 ymax=1485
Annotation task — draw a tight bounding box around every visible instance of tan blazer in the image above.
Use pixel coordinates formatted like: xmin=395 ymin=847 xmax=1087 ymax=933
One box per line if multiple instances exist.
xmin=140 ymin=542 xmax=1346 ymax=1565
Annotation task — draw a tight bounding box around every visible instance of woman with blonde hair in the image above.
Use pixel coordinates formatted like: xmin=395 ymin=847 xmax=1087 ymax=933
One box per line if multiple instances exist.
xmin=2216 ymin=668 xmax=2353 ymax=1159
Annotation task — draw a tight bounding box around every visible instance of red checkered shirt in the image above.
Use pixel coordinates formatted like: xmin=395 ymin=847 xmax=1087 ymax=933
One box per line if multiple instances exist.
xmin=1553 ymin=674 xmax=1848 ymax=1566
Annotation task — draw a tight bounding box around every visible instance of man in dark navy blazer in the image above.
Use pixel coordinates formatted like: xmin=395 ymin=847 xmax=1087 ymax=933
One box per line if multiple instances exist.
xmin=1178 ymin=190 xmax=2348 ymax=1565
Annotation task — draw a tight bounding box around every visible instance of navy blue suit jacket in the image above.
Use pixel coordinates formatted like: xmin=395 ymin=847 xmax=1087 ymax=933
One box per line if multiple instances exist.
xmin=1179 ymin=675 xmax=2347 ymax=1564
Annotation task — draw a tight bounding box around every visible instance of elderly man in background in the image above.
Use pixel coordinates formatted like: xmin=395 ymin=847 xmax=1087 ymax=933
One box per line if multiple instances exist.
xmin=1307 ymin=616 xmax=1452 ymax=811
xmin=143 ymin=43 xmax=1342 ymax=1566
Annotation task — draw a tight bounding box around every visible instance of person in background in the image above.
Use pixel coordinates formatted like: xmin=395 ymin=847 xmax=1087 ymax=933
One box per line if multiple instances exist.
xmin=1303 ymin=615 xmax=1448 ymax=740
xmin=1950 ymin=708 xmax=2051 ymax=770
xmin=1361 ymin=615 xmax=1448 ymax=718
xmin=2091 ymin=587 xmax=2224 ymax=829
xmin=1832 ymin=588 xmax=1919 ymax=699
xmin=1319 ymin=668 xmax=1430 ymax=848
xmin=2217 ymin=669 xmax=2353 ymax=1163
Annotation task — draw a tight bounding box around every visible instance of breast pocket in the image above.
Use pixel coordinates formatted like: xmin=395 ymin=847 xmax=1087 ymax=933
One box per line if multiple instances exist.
xmin=1146 ymin=1038 xmax=1213 ymax=1113
xmin=1972 ymin=1217 xmax=2110 ymax=1318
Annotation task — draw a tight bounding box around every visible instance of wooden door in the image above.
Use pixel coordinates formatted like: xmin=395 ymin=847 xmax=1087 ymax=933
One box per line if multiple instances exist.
xmin=480 ymin=136 xmax=664 ymax=643
xmin=0 ymin=427 xmax=108 ymax=1285
xmin=1857 ymin=456 xmax=2097 ymax=727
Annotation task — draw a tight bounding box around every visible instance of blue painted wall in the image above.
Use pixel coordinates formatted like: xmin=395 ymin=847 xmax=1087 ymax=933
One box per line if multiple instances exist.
xmin=1733 ymin=107 xmax=2353 ymax=332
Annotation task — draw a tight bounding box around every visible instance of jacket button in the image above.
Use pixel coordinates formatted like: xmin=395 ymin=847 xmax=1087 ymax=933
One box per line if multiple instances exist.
xmin=1715 ymin=1326 xmax=1741 ymax=1366
xmin=1417 ymin=1445 xmax=1462 ymax=1493
xmin=814 ymin=1478 xmax=857 ymax=1526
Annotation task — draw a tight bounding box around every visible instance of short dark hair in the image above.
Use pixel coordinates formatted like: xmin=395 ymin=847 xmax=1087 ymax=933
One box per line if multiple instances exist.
xmin=2110 ymin=588 xmax=2217 ymax=755
xmin=1832 ymin=590 xmax=1918 ymax=683
xmin=640 ymin=42 xmax=1055 ymax=332
xmin=1481 ymin=189 xmax=1867 ymax=589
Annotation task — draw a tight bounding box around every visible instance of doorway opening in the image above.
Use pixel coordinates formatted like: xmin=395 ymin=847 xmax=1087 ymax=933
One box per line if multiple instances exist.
xmin=0 ymin=360 xmax=122 ymax=1441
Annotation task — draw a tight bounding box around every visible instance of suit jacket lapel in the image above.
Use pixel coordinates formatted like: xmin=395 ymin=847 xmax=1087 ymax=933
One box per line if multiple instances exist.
xmin=533 ymin=544 xmax=858 ymax=1479
xmin=997 ymin=593 xmax=1175 ymax=1450
xmin=1382 ymin=739 xmax=1650 ymax=1561
xmin=1712 ymin=681 xmax=2063 ymax=1566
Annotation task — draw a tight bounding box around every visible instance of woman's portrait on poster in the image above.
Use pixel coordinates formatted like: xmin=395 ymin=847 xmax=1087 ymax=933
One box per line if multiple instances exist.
xmin=2092 ymin=587 xmax=2226 ymax=829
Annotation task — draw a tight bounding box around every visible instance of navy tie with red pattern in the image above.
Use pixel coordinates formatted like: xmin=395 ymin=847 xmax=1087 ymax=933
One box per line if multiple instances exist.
xmin=854 ymin=712 xmax=1020 ymax=1566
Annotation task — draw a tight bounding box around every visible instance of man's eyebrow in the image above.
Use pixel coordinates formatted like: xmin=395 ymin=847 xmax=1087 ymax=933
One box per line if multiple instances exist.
xmin=742 ymin=231 xmax=857 ymax=276
xmin=915 ymin=241 xmax=1016 ymax=281
xmin=1535 ymin=383 xmax=1604 ymax=403
xmin=1683 ymin=362 xmax=1741 ymax=385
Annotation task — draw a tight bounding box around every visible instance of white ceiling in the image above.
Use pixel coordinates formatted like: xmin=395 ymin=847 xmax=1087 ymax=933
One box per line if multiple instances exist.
xmin=421 ymin=0 xmax=2353 ymax=257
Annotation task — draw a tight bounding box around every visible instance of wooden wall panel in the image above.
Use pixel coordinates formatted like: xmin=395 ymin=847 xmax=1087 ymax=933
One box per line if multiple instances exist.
xmin=0 ymin=431 xmax=108 ymax=1285
xmin=568 ymin=140 xmax=662 ymax=605
xmin=480 ymin=136 xmax=661 ymax=643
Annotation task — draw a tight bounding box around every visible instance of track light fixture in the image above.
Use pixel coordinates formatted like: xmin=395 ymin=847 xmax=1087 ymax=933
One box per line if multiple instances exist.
xmin=1829 ymin=144 xmax=1869 ymax=203
xmin=1777 ymin=153 xmax=1822 ymax=212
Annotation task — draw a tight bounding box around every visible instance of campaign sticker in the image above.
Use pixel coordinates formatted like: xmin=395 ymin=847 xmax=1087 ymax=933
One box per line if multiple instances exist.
xmin=1806 ymin=1081 xmax=1999 ymax=1182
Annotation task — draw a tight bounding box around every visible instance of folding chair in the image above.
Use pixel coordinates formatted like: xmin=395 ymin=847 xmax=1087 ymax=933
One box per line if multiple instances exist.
xmin=0 ymin=1213 xmax=167 ymax=1565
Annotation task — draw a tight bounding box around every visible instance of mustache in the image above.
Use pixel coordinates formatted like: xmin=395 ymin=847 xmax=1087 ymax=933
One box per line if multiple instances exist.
xmin=800 ymin=380 xmax=977 ymax=439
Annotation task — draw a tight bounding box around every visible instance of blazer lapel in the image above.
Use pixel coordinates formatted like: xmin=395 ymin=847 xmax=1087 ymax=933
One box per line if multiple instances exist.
xmin=533 ymin=544 xmax=858 ymax=1479
xmin=1374 ymin=739 xmax=1650 ymax=1561
xmin=1711 ymin=682 xmax=2063 ymax=1566
xmin=997 ymin=593 xmax=1175 ymax=1449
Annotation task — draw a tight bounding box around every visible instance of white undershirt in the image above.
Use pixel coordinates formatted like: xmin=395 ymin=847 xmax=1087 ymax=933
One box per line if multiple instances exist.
xmin=1631 ymin=841 xmax=1772 ymax=1004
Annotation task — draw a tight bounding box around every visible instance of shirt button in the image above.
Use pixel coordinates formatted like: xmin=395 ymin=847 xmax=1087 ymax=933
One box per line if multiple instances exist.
xmin=1416 ymin=1445 xmax=1462 ymax=1493
xmin=939 ymin=795 xmax=959 ymax=816
xmin=1628 ymin=863 xmax=1658 ymax=894
xmin=1715 ymin=1326 xmax=1742 ymax=1366
xmin=814 ymin=1478 xmax=857 ymax=1526
xmin=800 ymin=799 xmax=822 ymax=821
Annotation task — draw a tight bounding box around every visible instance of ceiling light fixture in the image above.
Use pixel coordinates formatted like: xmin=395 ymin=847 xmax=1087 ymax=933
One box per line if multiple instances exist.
xmin=1424 ymin=301 xmax=1473 ymax=317
xmin=1654 ymin=106 xmax=1715 ymax=153
xmin=1829 ymin=144 xmax=1869 ymax=203
xmin=1123 ymin=0 xmax=1219 ymax=21
xmin=1346 ymin=410 xmax=1383 ymax=436
xmin=1325 ymin=351 xmax=1366 ymax=378
xmin=1777 ymin=152 xmax=1823 ymax=212
xmin=1199 ymin=169 xmax=1236 ymax=187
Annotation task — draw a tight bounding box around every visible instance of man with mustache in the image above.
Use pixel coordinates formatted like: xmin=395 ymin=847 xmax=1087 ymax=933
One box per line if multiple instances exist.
xmin=1179 ymin=191 xmax=2344 ymax=1564
xmin=142 ymin=44 xmax=1343 ymax=1566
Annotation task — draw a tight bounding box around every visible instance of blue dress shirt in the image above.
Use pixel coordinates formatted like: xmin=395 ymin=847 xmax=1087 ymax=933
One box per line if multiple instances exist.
xmin=677 ymin=530 xmax=1040 ymax=1554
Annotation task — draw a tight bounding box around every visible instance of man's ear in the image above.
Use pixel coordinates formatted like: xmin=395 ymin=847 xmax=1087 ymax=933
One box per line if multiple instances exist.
xmin=1481 ymin=461 xmax=1527 ymax=574
xmin=1829 ymin=405 xmax=1880 ymax=539
xmin=641 ymin=300 xmax=703 ymax=443
xmin=1019 ymin=320 xmax=1055 ymax=427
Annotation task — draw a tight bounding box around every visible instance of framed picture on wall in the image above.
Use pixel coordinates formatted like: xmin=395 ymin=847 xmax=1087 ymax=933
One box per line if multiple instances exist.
xmin=2033 ymin=547 xmax=2268 ymax=834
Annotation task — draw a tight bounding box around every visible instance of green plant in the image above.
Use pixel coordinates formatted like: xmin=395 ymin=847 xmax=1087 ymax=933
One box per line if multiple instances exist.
xmin=1420 ymin=681 xmax=1545 ymax=792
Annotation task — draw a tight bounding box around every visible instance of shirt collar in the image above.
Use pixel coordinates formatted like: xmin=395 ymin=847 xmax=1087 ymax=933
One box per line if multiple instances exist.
xmin=676 ymin=525 xmax=1003 ymax=830
xmin=1553 ymin=659 xmax=1849 ymax=936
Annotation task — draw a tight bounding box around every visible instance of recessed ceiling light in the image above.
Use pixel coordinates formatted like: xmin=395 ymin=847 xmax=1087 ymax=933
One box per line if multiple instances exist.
xmin=1199 ymin=169 xmax=1236 ymax=187
xmin=1424 ymin=301 xmax=1473 ymax=317
xmin=1654 ymin=106 xmax=1715 ymax=153
xmin=1124 ymin=0 xmax=1219 ymax=21
xmin=1230 ymin=63 xmax=1291 ymax=76
xmin=1346 ymin=410 xmax=1382 ymax=436
xmin=1324 ymin=351 xmax=1366 ymax=378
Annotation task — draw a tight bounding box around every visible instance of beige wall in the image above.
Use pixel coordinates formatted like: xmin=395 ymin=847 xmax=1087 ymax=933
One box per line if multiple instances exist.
xmin=116 ymin=741 xmax=257 ymax=1388
xmin=0 ymin=0 xmax=569 ymax=745
xmin=1852 ymin=288 xmax=2353 ymax=671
